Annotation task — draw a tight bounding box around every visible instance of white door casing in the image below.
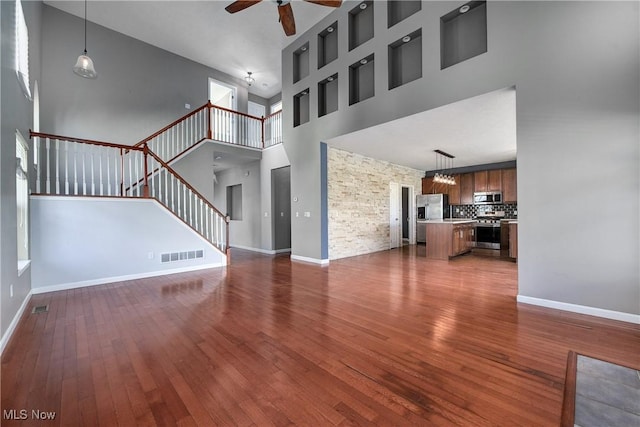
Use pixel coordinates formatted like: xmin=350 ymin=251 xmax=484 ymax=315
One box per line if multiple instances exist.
xmin=390 ymin=182 xmax=400 ymax=249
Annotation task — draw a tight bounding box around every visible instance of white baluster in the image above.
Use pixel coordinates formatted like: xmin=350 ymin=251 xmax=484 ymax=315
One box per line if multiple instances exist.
xmin=45 ymin=138 xmax=51 ymax=194
xmin=55 ymin=139 xmax=60 ymax=194
xmin=35 ymin=137 xmax=41 ymax=193
xmin=90 ymin=149 xmax=95 ymax=195
xmin=81 ymin=146 xmax=86 ymax=195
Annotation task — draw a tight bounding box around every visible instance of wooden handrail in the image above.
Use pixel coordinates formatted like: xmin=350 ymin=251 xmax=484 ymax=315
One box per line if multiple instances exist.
xmin=209 ymin=102 xmax=265 ymax=121
xmin=133 ymin=103 xmax=210 ymax=148
xmin=146 ymin=149 xmax=228 ymax=221
xmin=265 ymin=109 xmax=282 ymax=120
xmin=29 ymin=131 xmax=144 ymax=152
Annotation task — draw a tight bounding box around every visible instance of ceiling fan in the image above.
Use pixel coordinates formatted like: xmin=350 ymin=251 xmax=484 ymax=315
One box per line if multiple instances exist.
xmin=225 ymin=0 xmax=343 ymax=36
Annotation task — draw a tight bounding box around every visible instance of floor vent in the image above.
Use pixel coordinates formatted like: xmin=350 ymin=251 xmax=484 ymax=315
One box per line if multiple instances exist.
xmin=161 ymin=249 xmax=204 ymax=264
xmin=32 ymin=305 xmax=49 ymax=314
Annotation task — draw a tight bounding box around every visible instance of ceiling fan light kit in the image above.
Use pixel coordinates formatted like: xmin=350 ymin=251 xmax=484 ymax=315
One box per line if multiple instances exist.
xmin=225 ymin=0 xmax=342 ymax=36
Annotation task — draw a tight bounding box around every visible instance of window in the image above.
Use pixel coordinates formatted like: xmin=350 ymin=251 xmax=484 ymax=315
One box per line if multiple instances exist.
xmin=227 ymin=184 xmax=242 ymax=220
xmin=16 ymin=131 xmax=30 ymax=273
xmin=15 ymin=0 xmax=31 ymax=99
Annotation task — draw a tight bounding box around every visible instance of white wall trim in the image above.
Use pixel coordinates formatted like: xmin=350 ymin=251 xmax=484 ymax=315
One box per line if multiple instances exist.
xmin=290 ymin=255 xmax=330 ymax=265
xmin=31 ymin=262 xmax=225 ymax=295
xmin=0 ymin=291 xmax=33 ymax=356
xmin=231 ymin=245 xmax=291 ymax=255
xmin=517 ymin=295 xmax=640 ymax=325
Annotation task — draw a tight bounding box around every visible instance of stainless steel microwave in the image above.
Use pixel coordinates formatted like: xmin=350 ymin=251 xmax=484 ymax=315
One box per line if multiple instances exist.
xmin=473 ymin=191 xmax=502 ymax=205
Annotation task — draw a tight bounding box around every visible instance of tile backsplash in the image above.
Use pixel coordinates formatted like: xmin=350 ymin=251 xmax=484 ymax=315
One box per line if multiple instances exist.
xmin=451 ymin=204 xmax=518 ymax=219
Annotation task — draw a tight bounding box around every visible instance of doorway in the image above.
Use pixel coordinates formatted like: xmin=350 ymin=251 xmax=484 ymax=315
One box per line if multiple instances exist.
xmin=390 ymin=182 xmax=415 ymax=249
xmin=272 ymin=166 xmax=291 ymax=252
xmin=402 ymin=186 xmax=410 ymax=245
xmin=209 ymin=78 xmax=237 ymax=143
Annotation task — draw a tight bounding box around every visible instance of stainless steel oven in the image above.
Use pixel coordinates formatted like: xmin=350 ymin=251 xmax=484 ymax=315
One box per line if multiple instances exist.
xmin=475 ymin=220 xmax=501 ymax=249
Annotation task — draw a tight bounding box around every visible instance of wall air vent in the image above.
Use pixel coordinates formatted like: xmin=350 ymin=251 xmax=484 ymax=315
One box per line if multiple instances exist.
xmin=160 ymin=249 xmax=204 ymax=264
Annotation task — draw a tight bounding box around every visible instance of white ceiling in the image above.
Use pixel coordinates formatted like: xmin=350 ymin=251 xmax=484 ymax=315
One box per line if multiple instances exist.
xmin=325 ymin=87 xmax=517 ymax=172
xmin=44 ymin=0 xmax=338 ymax=99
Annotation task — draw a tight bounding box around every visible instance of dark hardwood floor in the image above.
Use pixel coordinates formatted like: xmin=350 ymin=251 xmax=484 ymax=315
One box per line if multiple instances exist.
xmin=2 ymin=247 xmax=639 ymax=426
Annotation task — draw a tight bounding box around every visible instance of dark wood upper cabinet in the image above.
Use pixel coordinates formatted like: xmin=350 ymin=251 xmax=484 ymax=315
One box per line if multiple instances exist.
xmin=502 ymin=168 xmax=517 ymax=202
xmin=488 ymin=169 xmax=502 ymax=191
xmin=448 ymin=175 xmax=461 ymax=205
xmin=460 ymin=173 xmax=474 ymax=204
xmin=474 ymin=171 xmax=487 ymax=192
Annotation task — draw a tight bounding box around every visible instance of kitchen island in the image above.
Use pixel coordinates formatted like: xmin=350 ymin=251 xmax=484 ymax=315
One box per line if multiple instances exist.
xmin=425 ymin=220 xmax=476 ymax=260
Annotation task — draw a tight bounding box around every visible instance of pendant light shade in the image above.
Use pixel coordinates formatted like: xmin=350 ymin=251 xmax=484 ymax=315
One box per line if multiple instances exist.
xmin=73 ymin=53 xmax=97 ymax=79
xmin=73 ymin=0 xmax=97 ymax=79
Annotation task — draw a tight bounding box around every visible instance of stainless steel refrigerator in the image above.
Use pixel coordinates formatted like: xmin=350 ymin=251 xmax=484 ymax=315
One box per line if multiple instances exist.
xmin=416 ymin=194 xmax=448 ymax=243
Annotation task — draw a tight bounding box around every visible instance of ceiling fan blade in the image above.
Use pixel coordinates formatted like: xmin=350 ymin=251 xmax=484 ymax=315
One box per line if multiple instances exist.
xmin=303 ymin=0 xmax=342 ymax=7
xmin=278 ymin=3 xmax=296 ymax=36
xmin=225 ymin=0 xmax=262 ymax=14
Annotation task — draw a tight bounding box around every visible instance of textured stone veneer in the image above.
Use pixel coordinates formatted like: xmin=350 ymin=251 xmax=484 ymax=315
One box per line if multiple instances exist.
xmin=328 ymin=148 xmax=423 ymax=260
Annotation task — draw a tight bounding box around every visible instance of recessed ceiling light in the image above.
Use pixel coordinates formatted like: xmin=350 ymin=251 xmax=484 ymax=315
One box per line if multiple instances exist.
xmin=402 ymin=36 xmax=411 ymax=43
xmin=327 ymin=76 xmax=334 ymax=82
xmin=359 ymin=2 xmax=367 ymax=10
xmin=301 ymin=46 xmax=307 ymax=52
xmin=215 ymin=156 xmax=222 ymax=160
xmin=459 ymin=5 xmax=470 ymax=13
xmin=360 ymin=58 xmax=368 ymax=65
xmin=262 ymin=83 xmax=268 ymax=87
xmin=327 ymin=26 xmax=334 ymax=33
xmin=301 ymin=90 xmax=308 ymax=96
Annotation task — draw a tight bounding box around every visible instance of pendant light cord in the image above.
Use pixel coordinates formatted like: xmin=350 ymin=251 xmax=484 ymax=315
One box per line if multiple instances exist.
xmin=83 ymin=0 xmax=88 ymax=54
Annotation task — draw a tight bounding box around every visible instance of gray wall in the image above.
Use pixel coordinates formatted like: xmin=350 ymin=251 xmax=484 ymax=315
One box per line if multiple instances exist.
xmin=39 ymin=4 xmax=268 ymax=145
xmin=213 ymin=160 xmax=262 ymax=250
xmin=30 ymin=197 xmax=225 ymax=289
xmin=1 ymin=0 xmax=43 ymax=345
xmin=260 ymin=144 xmax=291 ymax=251
xmin=281 ymin=1 xmax=639 ymax=315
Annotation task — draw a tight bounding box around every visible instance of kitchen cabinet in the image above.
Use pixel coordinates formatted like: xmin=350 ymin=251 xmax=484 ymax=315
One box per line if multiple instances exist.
xmin=448 ymin=175 xmax=461 ymax=205
xmin=474 ymin=170 xmax=502 ymax=192
xmin=509 ymin=222 xmax=518 ymax=260
xmin=502 ymin=168 xmax=517 ymax=202
xmin=422 ymin=177 xmax=434 ymax=194
xmin=460 ymin=173 xmax=474 ymax=205
xmin=426 ymin=221 xmax=474 ymax=260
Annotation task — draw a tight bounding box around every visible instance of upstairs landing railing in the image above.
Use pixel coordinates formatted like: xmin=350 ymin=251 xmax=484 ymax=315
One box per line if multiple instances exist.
xmin=133 ymin=102 xmax=283 ymax=164
xmin=30 ymin=131 xmax=229 ymax=255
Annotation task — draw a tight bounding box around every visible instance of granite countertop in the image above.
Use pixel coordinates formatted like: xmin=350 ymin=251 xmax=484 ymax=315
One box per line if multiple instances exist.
xmin=425 ymin=219 xmax=476 ymax=224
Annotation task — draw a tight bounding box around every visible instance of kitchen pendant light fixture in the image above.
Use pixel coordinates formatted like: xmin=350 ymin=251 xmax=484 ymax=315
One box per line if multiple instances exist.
xmin=244 ymin=71 xmax=255 ymax=86
xmin=72 ymin=0 xmax=97 ymax=79
xmin=433 ymin=149 xmax=456 ymax=185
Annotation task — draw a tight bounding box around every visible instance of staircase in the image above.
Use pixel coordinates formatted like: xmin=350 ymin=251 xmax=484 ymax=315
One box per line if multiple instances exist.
xmin=30 ymin=102 xmax=283 ymax=260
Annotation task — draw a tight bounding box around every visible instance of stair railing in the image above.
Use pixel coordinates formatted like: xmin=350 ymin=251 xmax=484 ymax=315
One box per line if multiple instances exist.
xmin=30 ymin=131 xmax=229 ymax=255
xmin=144 ymin=149 xmax=229 ymax=254
xmin=264 ymin=109 xmax=283 ymax=148
xmin=30 ymin=131 xmax=148 ymax=197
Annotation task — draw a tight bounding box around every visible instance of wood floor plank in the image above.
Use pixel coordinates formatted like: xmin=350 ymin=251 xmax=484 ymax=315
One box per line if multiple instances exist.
xmin=2 ymin=247 xmax=639 ymax=426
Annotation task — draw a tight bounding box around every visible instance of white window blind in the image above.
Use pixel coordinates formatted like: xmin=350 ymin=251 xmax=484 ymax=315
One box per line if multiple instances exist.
xmin=15 ymin=0 xmax=31 ymax=99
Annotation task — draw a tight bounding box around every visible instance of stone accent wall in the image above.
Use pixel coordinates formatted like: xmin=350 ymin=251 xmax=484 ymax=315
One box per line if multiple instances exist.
xmin=328 ymin=148 xmax=423 ymax=260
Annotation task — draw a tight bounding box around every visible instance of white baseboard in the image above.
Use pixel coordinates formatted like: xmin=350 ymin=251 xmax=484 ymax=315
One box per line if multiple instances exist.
xmin=0 ymin=290 xmax=33 ymax=355
xmin=31 ymin=263 xmax=225 ymax=295
xmin=290 ymin=255 xmax=330 ymax=265
xmin=230 ymin=245 xmax=291 ymax=255
xmin=517 ymin=295 xmax=640 ymax=324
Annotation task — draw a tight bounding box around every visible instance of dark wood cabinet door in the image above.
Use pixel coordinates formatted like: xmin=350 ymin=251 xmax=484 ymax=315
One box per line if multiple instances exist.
xmin=502 ymin=168 xmax=517 ymax=202
xmin=488 ymin=170 xmax=502 ymax=191
xmin=460 ymin=173 xmax=474 ymax=204
xmin=448 ymin=175 xmax=461 ymax=205
xmin=474 ymin=171 xmax=487 ymax=192
xmin=422 ymin=177 xmax=433 ymax=194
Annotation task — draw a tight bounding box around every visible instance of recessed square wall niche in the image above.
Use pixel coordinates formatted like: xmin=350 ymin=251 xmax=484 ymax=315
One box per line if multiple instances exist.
xmin=293 ymin=43 xmax=310 ymax=83
xmin=440 ymin=1 xmax=487 ymax=69
xmin=349 ymin=1 xmax=374 ymax=51
xmin=349 ymin=54 xmax=374 ymax=105
xmin=318 ymin=74 xmax=338 ymax=117
xmin=293 ymin=89 xmax=310 ymax=127
xmin=389 ymin=29 xmax=422 ymax=90
xmin=318 ymin=22 xmax=338 ymax=69
xmin=387 ymin=0 xmax=421 ymax=28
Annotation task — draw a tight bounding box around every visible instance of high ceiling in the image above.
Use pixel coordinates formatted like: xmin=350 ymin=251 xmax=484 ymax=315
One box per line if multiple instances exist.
xmin=326 ymin=87 xmax=517 ymax=172
xmin=44 ymin=0 xmax=338 ymax=99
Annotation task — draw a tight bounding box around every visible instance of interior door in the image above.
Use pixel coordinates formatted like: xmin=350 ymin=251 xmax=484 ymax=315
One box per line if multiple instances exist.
xmin=272 ymin=166 xmax=291 ymax=251
xmin=389 ymin=182 xmax=400 ymax=249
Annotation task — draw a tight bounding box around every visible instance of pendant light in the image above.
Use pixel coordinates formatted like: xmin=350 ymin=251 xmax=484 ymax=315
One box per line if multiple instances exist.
xmin=73 ymin=0 xmax=97 ymax=79
xmin=433 ymin=150 xmax=456 ymax=185
xmin=244 ymin=71 xmax=255 ymax=86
